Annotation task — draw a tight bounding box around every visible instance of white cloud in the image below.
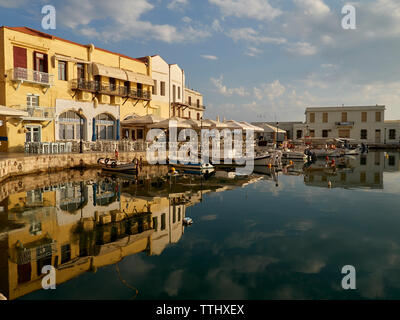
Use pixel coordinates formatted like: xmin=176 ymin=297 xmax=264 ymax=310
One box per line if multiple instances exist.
xmin=254 ymin=80 xmax=286 ymax=101
xmin=286 ymin=42 xmax=317 ymax=55
xmin=209 ymin=0 xmax=282 ymax=21
xmin=293 ymin=0 xmax=330 ymax=16
xmin=212 ymin=19 xmax=223 ymax=32
xmin=245 ymin=47 xmax=263 ymax=57
xmin=227 ymin=28 xmax=287 ymax=45
xmin=201 ymin=54 xmax=218 ymax=60
xmin=56 ymin=0 xmax=210 ymax=43
xmin=210 ymin=75 xmax=248 ymax=97
xmin=167 ymin=0 xmax=188 ymax=11
xmin=182 ymin=16 xmax=192 ymax=23
xmin=0 ymin=0 xmax=28 ymax=8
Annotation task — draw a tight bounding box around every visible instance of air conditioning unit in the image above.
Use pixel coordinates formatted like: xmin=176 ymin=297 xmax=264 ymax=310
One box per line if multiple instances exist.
xmin=98 ymin=94 xmax=110 ymax=104
xmin=111 ymin=96 xmax=122 ymax=105
xmin=78 ymin=91 xmax=92 ymax=101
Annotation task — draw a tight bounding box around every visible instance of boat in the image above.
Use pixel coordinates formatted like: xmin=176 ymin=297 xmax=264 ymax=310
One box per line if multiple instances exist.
xmin=98 ymin=158 xmax=138 ymax=174
xmin=282 ymin=150 xmax=308 ymax=162
xmin=183 ymin=217 xmax=193 ymax=226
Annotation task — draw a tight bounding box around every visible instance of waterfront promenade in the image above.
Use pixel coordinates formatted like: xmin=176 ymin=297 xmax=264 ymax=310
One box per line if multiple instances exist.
xmin=0 ymin=151 xmax=147 ymax=183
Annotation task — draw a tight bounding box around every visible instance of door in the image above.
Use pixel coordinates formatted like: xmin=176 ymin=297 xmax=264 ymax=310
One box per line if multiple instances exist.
xmin=13 ymin=46 xmax=27 ymax=79
xmin=25 ymin=126 xmax=41 ymax=143
xmin=375 ymin=129 xmax=381 ymax=143
xmin=33 ymin=51 xmax=48 ymax=83
xmin=339 ymin=129 xmax=350 ymax=138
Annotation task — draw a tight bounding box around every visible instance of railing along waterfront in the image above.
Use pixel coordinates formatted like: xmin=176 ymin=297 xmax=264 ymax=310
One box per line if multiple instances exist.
xmin=12 ymin=67 xmax=54 ymax=86
xmin=71 ymin=79 xmax=151 ymax=100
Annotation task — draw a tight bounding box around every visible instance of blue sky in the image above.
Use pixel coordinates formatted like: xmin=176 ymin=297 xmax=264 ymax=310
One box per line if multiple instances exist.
xmin=1 ymin=0 xmax=400 ymax=122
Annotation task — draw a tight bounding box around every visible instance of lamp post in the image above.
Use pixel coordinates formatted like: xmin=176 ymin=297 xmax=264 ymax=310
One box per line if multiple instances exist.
xmin=276 ymin=121 xmax=279 ymax=148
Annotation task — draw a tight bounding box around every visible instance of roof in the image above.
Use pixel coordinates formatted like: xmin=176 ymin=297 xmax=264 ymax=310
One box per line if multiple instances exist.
xmin=305 ymin=105 xmax=386 ymax=113
xmin=3 ymin=26 xmax=145 ymax=64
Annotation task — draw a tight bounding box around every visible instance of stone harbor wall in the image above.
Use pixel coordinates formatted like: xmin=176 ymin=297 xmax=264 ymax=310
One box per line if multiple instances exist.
xmin=0 ymin=151 xmax=147 ymax=183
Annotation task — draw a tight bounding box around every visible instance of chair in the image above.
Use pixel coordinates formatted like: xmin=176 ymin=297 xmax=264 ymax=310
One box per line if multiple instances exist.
xmin=58 ymin=142 xmax=66 ymax=154
xmin=65 ymin=142 xmax=72 ymax=153
xmin=41 ymin=142 xmax=50 ymax=154
xmin=51 ymin=142 xmax=59 ymax=154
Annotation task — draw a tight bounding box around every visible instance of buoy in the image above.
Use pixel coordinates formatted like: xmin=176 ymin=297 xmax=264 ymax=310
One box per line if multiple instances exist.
xmin=268 ymin=163 xmax=272 ymax=169
xmin=328 ymin=181 xmax=332 ymax=188
xmin=289 ymin=160 xmax=293 ymax=166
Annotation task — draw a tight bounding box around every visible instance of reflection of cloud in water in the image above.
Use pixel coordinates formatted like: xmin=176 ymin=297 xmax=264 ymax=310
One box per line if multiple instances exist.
xmin=200 ymin=214 xmax=218 ymax=221
xmin=164 ymin=269 xmax=184 ymax=297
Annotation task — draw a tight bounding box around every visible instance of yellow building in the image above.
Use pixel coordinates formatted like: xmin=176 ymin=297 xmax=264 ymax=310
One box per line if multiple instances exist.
xmin=0 ymin=26 xmax=154 ymax=152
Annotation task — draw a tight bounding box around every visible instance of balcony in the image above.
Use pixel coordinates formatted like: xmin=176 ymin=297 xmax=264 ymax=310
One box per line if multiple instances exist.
xmin=12 ymin=67 xmax=54 ymax=87
xmin=335 ymin=121 xmax=354 ymax=127
xmin=14 ymin=105 xmax=55 ymax=120
xmin=185 ymin=101 xmax=206 ymax=110
xmin=71 ymin=79 xmax=151 ymax=101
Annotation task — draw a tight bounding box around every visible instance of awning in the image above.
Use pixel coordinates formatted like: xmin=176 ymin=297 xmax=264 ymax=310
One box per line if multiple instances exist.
xmin=0 ymin=106 xmax=28 ymax=117
xmin=148 ymin=117 xmax=192 ymax=129
xmin=53 ymin=54 xmax=90 ymax=64
xmin=122 ymin=114 xmax=165 ymax=126
xmin=125 ymin=70 xmax=154 ymax=86
xmin=92 ymin=63 xmax=127 ymax=81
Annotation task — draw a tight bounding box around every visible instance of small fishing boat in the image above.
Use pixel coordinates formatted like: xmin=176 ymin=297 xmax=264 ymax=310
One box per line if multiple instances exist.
xmin=183 ymin=217 xmax=193 ymax=226
xmin=98 ymin=158 xmax=138 ymax=174
xmin=282 ymin=150 xmax=308 ymax=162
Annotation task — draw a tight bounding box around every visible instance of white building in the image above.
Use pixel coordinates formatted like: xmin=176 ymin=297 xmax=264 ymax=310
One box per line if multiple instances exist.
xmin=293 ymin=105 xmax=400 ymax=145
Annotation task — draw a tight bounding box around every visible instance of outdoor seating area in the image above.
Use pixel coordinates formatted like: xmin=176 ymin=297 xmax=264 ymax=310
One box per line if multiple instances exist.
xmin=24 ymin=140 xmax=148 ymax=154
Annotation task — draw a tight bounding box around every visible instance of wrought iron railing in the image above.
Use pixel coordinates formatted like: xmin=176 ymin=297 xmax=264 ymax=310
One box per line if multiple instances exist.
xmin=185 ymin=101 xmax=206 ymax=110
xmin=14 ymin=105 xmax=55 ymax=119
xmin=12 ymin=67 xmax=54 ymax=86
xmin=71 ymin=79 xmax=151 ymax=100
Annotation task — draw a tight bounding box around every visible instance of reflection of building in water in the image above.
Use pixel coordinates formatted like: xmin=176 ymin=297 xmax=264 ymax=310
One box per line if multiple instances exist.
xmin=0 ymin=177 xmax=194 ymax=300
xmin=304 ymin=152 xmax=400 ymax=189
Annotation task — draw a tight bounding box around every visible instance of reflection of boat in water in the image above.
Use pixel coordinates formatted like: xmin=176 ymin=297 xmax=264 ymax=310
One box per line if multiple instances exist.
xmin=98 ymin=158 xmax=138 ymax=174
xmin=169 ymin=161 xmax=215 ymax=176
xmin=183 ymin=217 xmax=193 ymax=226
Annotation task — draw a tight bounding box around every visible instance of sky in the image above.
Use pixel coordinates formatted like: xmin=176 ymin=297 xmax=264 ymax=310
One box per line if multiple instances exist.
xmin=1 ymin=0 xmax=400 ymax=122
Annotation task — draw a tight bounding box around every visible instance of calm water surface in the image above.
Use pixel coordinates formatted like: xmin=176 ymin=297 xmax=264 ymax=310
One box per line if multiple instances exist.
xmin=1 ymin=151 xmax=400 ymax=300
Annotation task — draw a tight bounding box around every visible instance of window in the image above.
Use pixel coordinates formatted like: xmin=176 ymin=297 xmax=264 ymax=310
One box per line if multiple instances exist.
xmin=27 ymin=94 xmax=39 ymax=107
xmin=152 ymin=80 xmax=157 ymax=95
xmin=178 ymin=86 xmax=181 ymax=99
xmin=360 ymin=129 xmax=368 ymax=140
xmin=160 ymin=81 xmax=166 ymax=96
xmin=33 ymin=51 xmax=48 ymax=73
xmin=360 ymin=156 xmax=367 ymax=166
xmin=173 ymin=207 xmax=176 ymax=223
xmin=389 ymin=129 xmax=396 ymax=140
xmin=388 ymin=156 xmax=395 ymax=166
xmin=322 ymin=113 xmax=328 ymax=123
xmin=362 ymin=112 xmax=367 ymax=122
xmin=109 ymin=78 xmax=116 ymax=91
xmin=173 ymin=85 xmax=176 ymax=102
xmin=77 ymin=63 xmax=85 ymax=80
xmin=59 ymin=111 xmax=84 ymax=140
xmin=124 ymin=81 xmax=130 ymax=95
xmin=25 ymin=125 xmax=41 ymax=143
xmin=197 ymin=99 xmax=200 ymax=108
xmin=322 ymin=130 xmax=328 ymax=138
xmin=375 ymin=112 xmax=382 ymax=122
xmin=341 ymin=112 xmax=347 ymax=122
xmin=61 ymin=244 xmax=71 ymax=264
xmin=296 ymin=130 xmax=302 ymax=139
xmin=339 ymin=129 xmax=350 ymax=138
xmin=188 ymin=97 xmax=192 ymax=106
xmin=197 ymin=113 xmax=200 ymax=120
xmin=188 ymin=111 xmax=191 ymax=119
xmin=309 ymin=113 xmax=315 ymax=123
xmin=360 ymin=172 xmax=366 ymax=183
xmin=161 ymin=213 xmax=166 ymax=230
xmin=137 ymin=129 xmax=144 ymax=140
xmin=172 ymin=106 xmax=176 ymax=117
xmin=310 ymin=130 xmax=315 ymax=137
xmin=152 ymin=217 xmax=158 ymax=231
xmin=95 ymin=113 xmax=115 ymax=140
xmin=58 ymin=61 xmax=67 ymax=81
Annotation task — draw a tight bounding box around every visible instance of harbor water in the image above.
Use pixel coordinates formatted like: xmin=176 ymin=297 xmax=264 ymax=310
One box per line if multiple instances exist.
xmin=0 ymin=151 xmax=400 ymax=300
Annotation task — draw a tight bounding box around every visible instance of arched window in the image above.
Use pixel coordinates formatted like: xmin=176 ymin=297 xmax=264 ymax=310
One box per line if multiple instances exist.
xmin=59 ymin=111 xmax=84 ymax=140
xmin=95 ymin=113 xmax=115 ymax=140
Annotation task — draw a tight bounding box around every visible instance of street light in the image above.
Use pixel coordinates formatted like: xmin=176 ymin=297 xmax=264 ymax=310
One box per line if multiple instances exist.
xmin=276 ymin=121 xmax=279 ymax=148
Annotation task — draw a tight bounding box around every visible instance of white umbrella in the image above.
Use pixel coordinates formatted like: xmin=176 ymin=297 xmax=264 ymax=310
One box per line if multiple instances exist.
xmin=224 ymin=120 xmax=249 ymax=130
xmin=203 ymin=119 xmax=229 ymax=129
xmin=185 ymin=118 xmax=211 ymax=129
xmin=240 ymin=121 xmax=264 ymax=132
xmin=147 ymin=117 xmax=192 ymax=129
xmin=122 ymin=114 xmax=165 ymax=126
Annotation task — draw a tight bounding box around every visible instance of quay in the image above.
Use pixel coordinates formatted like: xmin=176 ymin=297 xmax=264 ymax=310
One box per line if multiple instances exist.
xmin=0 ymin=151 xmax=146 ymax=183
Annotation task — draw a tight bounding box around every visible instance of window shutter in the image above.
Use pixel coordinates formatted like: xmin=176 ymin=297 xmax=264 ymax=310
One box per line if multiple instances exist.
xmin=13 ymin=46 xmax=27 ymax=68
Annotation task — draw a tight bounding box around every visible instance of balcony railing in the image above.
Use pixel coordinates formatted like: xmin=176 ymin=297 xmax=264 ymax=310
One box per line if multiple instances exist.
xmin=12 ymin=67 xmax=54 ymax=87
xmin=14 ymin=105 xmax=55 ymax=119
xmin=335 ymin=121 xmax=355 ymax=126
xmin=71 ymin=79 xmax=151 ymax=100
xmin=185 ymin=101 xmax=206 ymax=110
